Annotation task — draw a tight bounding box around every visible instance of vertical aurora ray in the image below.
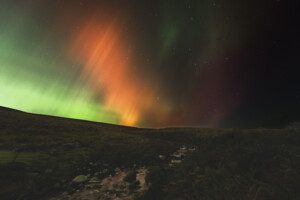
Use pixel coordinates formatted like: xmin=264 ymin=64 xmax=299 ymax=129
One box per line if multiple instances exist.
xmin=0 ymin=1 xmax=289 ymax=128
xmin=0 ymin=2 xmax=169 ymax=127
xmin=69 ymin=17 xmax=162 ymax=126
xmin=0 ymin=3 xmax=120 ymax=124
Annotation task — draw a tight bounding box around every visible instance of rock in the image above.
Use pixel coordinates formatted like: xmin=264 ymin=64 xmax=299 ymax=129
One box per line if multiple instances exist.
xmin=171 ymin=159 xmax=182 ymax=164
xmin=180 ymin=145 xmax=187 ymax=150
xmin=89 ymin=177 xmax=101 ymax=183
xmin=72 ymin=175 xmax=88 ymax=183
xmin=158 ymin=155 xmax=166 ymax=160
xmin=172 ymin=152 xmax=183 ymax=158
xmin=188 ymin=146 xmax=196 ymax=152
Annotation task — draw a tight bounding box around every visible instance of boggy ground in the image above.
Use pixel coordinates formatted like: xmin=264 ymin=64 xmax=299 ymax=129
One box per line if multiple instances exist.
xmin=0 ymin=107 xmax=299 ymax=200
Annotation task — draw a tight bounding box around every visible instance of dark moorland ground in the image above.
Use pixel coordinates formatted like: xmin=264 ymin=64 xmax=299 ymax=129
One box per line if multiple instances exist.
xmin=0 ymin=107 xmax=299 ymax=200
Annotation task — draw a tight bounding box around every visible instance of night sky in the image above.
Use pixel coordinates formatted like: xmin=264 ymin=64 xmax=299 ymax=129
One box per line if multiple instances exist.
xmin=0 ymin=0 xmax=299 ymax=128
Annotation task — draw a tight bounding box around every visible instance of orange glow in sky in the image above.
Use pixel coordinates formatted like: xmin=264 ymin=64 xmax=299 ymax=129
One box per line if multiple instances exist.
xmin=70 ymin=17 xmax=158 ymax=126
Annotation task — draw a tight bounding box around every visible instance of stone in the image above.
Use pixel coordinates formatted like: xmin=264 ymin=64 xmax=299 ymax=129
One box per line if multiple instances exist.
xmin=72 ymin=175 xmax=88 ymax=183
xmin=171 ymin=159 xmax=182 ymax=164
xmin=158 ymin=155 xmax=166 ymax=160
xmin=89 ymin=177 xmax=101 ymax=183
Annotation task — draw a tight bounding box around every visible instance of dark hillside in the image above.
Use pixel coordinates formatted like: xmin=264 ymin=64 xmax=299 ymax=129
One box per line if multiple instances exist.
xmin=0 ymin=107 xmax=299 ymax=200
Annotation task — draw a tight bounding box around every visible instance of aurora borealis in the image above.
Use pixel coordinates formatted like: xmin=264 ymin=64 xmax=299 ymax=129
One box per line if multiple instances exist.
xmin=0 ymin=0 xmax=299 ymax=128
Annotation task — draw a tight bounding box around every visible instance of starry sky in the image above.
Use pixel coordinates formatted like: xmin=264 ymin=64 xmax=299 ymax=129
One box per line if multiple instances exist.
xmin=0 ymin=0 xmax=299 ymax=128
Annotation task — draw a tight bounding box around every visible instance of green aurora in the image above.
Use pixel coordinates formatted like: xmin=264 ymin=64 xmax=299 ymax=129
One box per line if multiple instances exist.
xmin=0 ymin=4 xmax=120 ymax=124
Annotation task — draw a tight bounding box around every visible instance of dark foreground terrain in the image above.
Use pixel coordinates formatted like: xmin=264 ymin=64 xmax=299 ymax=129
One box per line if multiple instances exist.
xmin=0 ymin=107 xmax=299 ymax=200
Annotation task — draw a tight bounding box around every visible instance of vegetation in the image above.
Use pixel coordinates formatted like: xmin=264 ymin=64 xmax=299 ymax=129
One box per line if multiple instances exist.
xmin=0 ymin=107 xmax=299 ymax=199
xmin=141 ymin=130 xmax=299 ymax=200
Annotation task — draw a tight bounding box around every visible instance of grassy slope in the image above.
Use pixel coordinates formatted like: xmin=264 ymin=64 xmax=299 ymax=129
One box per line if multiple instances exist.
xmin=0 ymin=107 xmax=299 ymax=200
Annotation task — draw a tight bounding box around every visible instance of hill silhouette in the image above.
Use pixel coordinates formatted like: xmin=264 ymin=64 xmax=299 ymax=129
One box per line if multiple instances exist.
xmin=0 ymin=107 xmax=299 ymax=200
